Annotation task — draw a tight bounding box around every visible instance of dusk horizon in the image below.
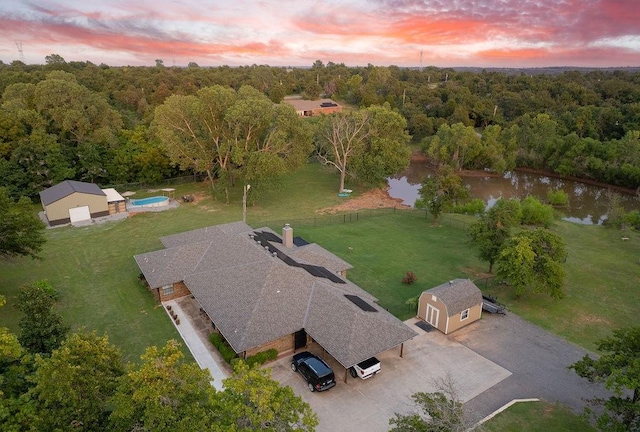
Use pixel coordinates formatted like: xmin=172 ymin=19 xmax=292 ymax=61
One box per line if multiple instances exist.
xmin=2 ymin=0 xmax=639 ymax=68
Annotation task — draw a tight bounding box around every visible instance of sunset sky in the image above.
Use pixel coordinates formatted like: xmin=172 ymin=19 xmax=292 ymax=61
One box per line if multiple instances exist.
xmin=1 ymin=0 xmax=639 ymax=68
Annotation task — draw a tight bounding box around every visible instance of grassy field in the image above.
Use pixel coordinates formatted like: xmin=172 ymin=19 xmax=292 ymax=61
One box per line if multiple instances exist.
xmin=1 ymin=161 xmax=639 ymax=364
xmin=292 ymin=213 xmax=487 ymax=320
xmin=0 ymin=163 xmax=352 ymax=362
xmin=482 ymin=220 xmax=640 ymax=349
xmin=483 ymin=400 xmax=596 ymax=432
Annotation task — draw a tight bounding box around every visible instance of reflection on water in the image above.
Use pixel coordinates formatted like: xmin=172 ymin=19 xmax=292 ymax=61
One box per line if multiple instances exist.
xmin=388 ymin=160 xmax=639 ymax=225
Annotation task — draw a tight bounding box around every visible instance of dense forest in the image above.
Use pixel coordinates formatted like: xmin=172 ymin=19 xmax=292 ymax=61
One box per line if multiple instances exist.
xmin=1 ymin=57 xmax=639 ymax=200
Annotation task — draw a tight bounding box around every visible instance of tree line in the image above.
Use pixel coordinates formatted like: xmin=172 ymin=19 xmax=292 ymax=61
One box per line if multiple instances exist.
xmin=1 ymin=58 xmax=639 ymax=200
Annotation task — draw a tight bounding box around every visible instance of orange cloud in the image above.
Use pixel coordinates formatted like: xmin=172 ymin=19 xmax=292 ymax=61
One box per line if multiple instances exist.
xmin=1 ymin=0 xmax=638 ymax=67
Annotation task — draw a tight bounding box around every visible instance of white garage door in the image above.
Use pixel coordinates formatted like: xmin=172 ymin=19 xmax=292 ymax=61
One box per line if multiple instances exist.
xmin=69 ymin=206 xmax=91 ymax=224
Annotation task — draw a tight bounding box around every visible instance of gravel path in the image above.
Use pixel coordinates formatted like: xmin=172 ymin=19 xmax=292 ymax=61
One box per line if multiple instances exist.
xmin=451 ymin=312 xmax=612 ymax=422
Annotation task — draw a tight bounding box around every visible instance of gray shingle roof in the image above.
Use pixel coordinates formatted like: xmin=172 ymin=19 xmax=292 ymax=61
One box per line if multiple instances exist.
xmin=135 ymin=221 xmax=416 ymax=368
xmin=39 ymin=180 xmax=105 ymax=206
xmin=424 ymin=279 xmax=483 ymax=315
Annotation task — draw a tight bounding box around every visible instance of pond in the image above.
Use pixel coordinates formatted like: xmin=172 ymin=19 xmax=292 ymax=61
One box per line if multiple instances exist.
xmin=387 ymin=160 xmax=640 ymax=225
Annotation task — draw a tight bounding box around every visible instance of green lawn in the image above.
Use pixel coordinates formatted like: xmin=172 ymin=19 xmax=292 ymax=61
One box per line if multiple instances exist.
xmin=1 ymin=162 xmax=639 ymax=363
xmin=482 ymin=221 xmax=640 ymax=350
xmin=293 ymin=213 xmax=487 ymax=319
xmin=483 ymin=400 xmax=596 ymax=432
xmin=0 ymin=163 xmax=359 ymax=362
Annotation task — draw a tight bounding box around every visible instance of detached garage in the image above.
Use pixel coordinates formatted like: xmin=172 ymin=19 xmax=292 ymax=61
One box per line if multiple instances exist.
xmin=418 ymin=279 xmax=483 ymax=334
xmin=39 ymin=180 xmax=109 ymax=226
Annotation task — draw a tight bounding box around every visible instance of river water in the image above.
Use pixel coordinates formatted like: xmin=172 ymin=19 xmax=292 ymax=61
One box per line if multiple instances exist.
xmin=387 ymin=160 xmax=639 ymax=225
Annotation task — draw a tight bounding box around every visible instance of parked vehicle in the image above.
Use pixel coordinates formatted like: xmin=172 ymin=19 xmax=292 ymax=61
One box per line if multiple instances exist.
xmin=291 ymin=351 xmax=336 ymax=392
xmin=349 ymin=356 xmax=381 ymax=379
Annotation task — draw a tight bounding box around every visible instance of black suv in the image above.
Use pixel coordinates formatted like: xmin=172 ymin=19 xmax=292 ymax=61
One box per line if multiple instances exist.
xmin=291 ymin=351 xmax=336 ymax=392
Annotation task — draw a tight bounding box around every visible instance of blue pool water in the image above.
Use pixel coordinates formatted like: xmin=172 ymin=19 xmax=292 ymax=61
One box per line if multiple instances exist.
xmin=130 ymin=196 xmax=168 ymax=206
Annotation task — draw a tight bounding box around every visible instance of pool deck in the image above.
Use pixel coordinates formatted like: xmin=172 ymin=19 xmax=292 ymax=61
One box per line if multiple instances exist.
xmin=39 ymin=199 xmax=179 ymax=229
xmin=127 ymin=198 xmax=180 ymax=213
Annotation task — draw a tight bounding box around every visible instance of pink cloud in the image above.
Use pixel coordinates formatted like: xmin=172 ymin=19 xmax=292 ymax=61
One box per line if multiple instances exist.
xmin=0 ymin=0 xmax=638 ymax=67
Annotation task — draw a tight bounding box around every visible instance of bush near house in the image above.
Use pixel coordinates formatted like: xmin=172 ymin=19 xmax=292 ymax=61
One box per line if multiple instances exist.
xmin=209 ymin=333 xmax=237 ymax=363
xmin=242 ymin=349 xmax=279 ymax=367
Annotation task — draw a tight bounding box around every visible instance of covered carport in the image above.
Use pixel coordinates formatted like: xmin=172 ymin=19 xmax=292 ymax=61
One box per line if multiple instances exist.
xmin=303 ymin=282 xmax=418 ymax=383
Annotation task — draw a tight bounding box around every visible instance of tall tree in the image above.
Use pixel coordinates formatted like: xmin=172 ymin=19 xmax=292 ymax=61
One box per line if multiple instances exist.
xmin=154 ymin=85 xmax=311 ymax=202
xmin=316 ymin=109 xmax=372 ymax=192
xmin=389 ymin=374 xmax=467 ymax=432
xmin=468 ymin=198 xmax=522 ymax=273
xmin=317 ymin=104 xmax=410 ymax=192
xmin=34 ymin=70 xmax=123 ymax=154
xmin=496 ymin=228 xmax=567 ymax=298
xmin=109 ymin=340 xmax=215 ymax=432
xmin=153 ymin=86 xmax=235 ymax=196
xmin=15 ymin=281 xmax=68 ymax=355
xmin=225 ymin=85 xmax=312 ymax=200
xmin=0 ymin=188 xmax=46 ymax=260
xmin=570 ymin=326 xmax=640 ymax=431
xmin=0 ymin=295 xmax=33 ymax=432
xmin=350 ymin=104 xmax=411 ymax=187
xmin=30 ymin=331 xmax=124 ymax=431
xmin=425 ymin=122 xmax=482 ymax=171
xmin=213 ymin=361 xmax=318 ymax=431
xmin=416 ymin=165 xmax=470 ymax=225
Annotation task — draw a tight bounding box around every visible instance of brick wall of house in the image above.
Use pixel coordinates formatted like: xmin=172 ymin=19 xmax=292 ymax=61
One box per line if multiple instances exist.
xmin=315 ymin=106 xmax=342 ymax=115
xmin=244 ymin=333 xmax=295 ymax=358
xmin=159 ymin=281 xmax=192 ymax=302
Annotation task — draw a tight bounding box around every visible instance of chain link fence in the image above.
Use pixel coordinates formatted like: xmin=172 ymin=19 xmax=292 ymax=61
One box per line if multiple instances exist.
xmin=104 ymin=174 xmax=206 ymax=192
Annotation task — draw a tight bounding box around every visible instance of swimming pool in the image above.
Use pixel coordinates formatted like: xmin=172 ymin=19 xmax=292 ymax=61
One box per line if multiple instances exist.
xmin=130 ymin=196 xmax=169 ymax=208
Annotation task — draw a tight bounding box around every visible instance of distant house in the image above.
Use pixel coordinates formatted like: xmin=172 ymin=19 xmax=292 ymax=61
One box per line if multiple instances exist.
xmin=284 ymin=98 xmax=342 ymax=117
xmin=417 ymin=279 xmax=483 ymax=334
xmin=39 ymin=180 xmax=125 ymax=226
xmin=135 ymin=221 xmax=417 ymax=372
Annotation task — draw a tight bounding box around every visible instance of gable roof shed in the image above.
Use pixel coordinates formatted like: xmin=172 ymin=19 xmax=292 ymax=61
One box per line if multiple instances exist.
xmin=418 ymin=279 xmax=483 ymax=334
xmin=39 ymin=180 xmax=105 ymax=206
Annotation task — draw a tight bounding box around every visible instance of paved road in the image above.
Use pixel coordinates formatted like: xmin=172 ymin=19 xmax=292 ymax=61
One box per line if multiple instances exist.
xmin=451 ymin=312 xmax=612 ymax=422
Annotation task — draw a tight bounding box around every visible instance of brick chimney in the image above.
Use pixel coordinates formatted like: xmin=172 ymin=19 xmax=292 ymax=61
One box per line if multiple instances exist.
xmin=283 ymin=224 xmax=293 ymax=248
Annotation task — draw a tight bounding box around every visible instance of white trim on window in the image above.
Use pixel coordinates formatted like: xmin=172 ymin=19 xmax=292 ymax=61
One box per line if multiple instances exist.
xmin=161 ymin=285 xmax=174 ymax=296
xmin=460 ymin=308 xmax=470 ymax=321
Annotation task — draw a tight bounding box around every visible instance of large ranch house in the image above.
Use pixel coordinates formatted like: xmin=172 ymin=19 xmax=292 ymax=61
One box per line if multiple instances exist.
xmin=135 ymin=221 xmax=416 ymax=376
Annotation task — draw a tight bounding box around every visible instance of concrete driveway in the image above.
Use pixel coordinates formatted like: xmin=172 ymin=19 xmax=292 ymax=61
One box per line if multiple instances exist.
xmin=268 ymin=317 xmax=511 ymax=432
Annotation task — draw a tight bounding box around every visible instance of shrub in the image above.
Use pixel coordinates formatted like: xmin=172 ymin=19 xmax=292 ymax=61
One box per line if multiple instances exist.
xmin=625 ymin=210 xmax=640 ymax=230
xmin=547 ymin=189 xmax=568 ymax=206
xmin=209 ymin=333 xmax=237 ymax=363
xmin=521 ymin=196 xmax=554 ymax=227
xmin=243 ymin=349 xmax=278 ymax=367
xmin=604 ymin=192 xmax=627 ymax=229
xmin=451 ymin=198 xmax=485 ymax=215
xmin=402 ymin=271 xmax=417 ymax=285
xmin=31 ymin=279 xmax=59 ymax=300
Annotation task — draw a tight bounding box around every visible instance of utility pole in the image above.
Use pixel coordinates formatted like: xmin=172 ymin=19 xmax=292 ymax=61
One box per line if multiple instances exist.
xmin=14 ymin=41 xmax=25 ymax=62
xmin=242 ymin=184 xmax=251 ymax=223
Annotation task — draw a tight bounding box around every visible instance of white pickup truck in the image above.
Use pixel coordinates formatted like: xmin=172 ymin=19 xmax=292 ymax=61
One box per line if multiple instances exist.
xmin=349 ymin=356 xmax=381 ymax=379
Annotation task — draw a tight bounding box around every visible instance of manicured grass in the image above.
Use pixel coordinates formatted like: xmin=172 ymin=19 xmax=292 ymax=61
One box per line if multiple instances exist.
xmin=1 ymin=161 xmax=638 ymax=363
xmin=0 ymin=163 xmax=359 ymax=362
xmin=483 ymin=400 xmax=596 ymax=432
xmin=294 ymin=213 xmax=487 ymax=320
xmin=482 ymin=221 xmax=640 ymax=350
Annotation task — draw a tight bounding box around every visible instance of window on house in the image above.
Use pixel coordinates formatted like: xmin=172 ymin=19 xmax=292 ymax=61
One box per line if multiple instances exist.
xmin=161 ymin=285 xmax=174 ymax=296
xmin=460 ymin=309 xmax=469 ymax=321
